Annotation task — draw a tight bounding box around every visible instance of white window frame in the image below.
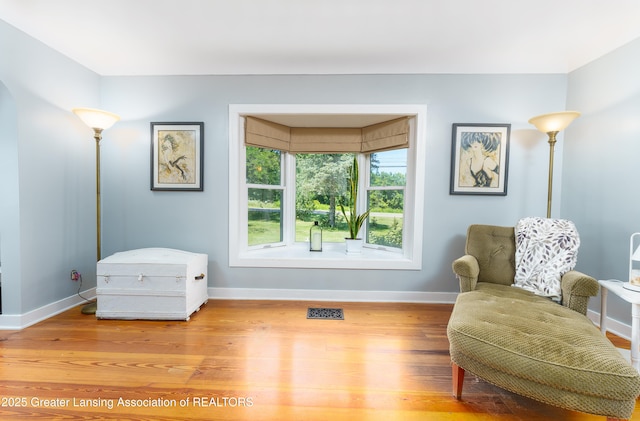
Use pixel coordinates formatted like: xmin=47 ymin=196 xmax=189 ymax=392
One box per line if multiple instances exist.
xmin=364 ymin=175 xmax=405 ymax=253
xmin=245 ymin=149 xmax=286 ymax=250
xmin=229 ymin=104 xmax=426 ymax=270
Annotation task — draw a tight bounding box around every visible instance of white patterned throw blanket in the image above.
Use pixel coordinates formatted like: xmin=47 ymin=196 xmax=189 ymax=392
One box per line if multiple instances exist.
xmin=514 ymin=217 xmax=580 ymax=302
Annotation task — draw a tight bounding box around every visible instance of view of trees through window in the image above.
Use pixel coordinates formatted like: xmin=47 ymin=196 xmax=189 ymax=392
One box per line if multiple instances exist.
xmin=367 ymin=149 xmax=406 ymax=248
xmin=246 ymin=148 xmax=282 ymax=246
xmin=246 ymin=146 xmax=406 ymax=248
xmin=295 ymin=153 xmax=352 ymax=241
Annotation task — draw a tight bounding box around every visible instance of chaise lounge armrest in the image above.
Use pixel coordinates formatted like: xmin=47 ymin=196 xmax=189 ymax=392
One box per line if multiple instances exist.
xmin=560 ymin=270 xmax=599 ymax=315
xmin=452 ymin=255 xmax=479 ymax=292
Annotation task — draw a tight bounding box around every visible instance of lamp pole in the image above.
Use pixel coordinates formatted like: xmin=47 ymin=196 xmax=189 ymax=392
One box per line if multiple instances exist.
xmin=528 ymin=111 xmax=580 ymax=219
xmin=72 ymin=108 xmax=120 ymax=315
xmin=93 ymin=128 xmax=103 ymax=261
xmin=545 ymin=131 xmax=558 ymax=219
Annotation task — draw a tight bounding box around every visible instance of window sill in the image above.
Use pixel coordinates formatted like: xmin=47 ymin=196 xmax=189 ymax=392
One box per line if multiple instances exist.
xmin=230 ymin=242 xmax=420 ymax=270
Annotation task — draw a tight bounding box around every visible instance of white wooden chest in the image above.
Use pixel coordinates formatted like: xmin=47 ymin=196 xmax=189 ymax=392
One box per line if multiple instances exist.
xmin=96 ymin=248 xmax=208 ymax=321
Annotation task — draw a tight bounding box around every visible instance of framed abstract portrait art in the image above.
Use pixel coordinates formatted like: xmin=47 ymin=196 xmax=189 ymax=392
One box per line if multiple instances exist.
xmin=150 ymin=122 xmax=204 ymax=191
xmin=450 ymin=123 xmax=510 ymax=196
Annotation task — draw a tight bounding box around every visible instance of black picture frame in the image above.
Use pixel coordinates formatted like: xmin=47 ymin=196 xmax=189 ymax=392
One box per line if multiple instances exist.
xmin=150 ymin=122 xmax=204 ymax=191
xmin=450 ymin=123 xmax=510 ymax=196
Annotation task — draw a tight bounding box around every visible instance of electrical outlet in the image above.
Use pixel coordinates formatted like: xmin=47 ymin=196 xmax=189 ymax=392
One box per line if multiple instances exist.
xmin=70 ymin=270 xmax=80 ymax=281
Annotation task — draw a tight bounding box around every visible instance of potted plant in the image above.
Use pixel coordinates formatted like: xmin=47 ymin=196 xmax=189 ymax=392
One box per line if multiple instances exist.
xmin=340 ymin=156 xmax=370 ymax=254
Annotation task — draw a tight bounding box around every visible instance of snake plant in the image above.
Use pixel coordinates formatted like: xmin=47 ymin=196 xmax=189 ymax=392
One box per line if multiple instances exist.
xmin=339 ymin=156 xmax=370 ymax=239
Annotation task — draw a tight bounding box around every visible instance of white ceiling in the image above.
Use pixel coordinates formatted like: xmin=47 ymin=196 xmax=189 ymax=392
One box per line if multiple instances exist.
xmin=1 ymin=0 xmax=640 ymax=76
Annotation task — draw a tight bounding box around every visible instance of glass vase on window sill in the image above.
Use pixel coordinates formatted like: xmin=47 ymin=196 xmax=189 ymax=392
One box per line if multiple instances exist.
xmin=310 ymin=221 xmax=322 ymax=252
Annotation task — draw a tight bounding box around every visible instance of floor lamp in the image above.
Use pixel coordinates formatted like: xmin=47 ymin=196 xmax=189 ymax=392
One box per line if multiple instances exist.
xmin=528 ymin=111 xmax=580 ymax=218
xmin=72 ymin=107 xmax=120 ymax=314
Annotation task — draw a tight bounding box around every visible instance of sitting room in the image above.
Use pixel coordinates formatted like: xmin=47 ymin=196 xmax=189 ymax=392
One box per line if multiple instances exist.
xmin=1 ymin=1 xmax=640 ymax=420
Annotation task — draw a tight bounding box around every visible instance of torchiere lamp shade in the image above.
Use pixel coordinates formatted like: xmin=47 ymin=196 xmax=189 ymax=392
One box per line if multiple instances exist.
xmin=528 ymin=111 xmax=580 ymax=133
xmin=528 ymin=110 xmax=580 ymax=218
xmin=72 ymin=107 xmax=120 ymax=131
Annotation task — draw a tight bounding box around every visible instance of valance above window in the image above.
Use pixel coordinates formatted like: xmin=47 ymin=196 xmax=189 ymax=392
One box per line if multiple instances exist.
xmin=245 ymin=116 xmax=409 ymax=154
xmin=361 ymin=117 xmax=410 ymax=152
xmin=245 ymin=116 xmax=291 ymax=151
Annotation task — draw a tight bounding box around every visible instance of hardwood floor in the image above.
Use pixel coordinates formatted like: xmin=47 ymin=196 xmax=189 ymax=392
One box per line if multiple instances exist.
xmin=0 ymin=300 xmax=637 ymax=420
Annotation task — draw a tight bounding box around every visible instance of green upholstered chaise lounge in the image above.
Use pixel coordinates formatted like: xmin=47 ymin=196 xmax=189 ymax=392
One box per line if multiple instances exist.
xmin=447 ymin=224 xmax=640 ymax=420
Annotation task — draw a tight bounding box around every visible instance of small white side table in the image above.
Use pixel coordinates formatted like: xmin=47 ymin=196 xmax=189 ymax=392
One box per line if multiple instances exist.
xmin=599 ymin=279 xmax=640 ymax=372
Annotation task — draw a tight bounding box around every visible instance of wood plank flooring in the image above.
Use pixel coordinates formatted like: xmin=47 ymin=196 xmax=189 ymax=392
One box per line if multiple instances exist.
xmin=0 ymin=300 xmax=637 ymax=420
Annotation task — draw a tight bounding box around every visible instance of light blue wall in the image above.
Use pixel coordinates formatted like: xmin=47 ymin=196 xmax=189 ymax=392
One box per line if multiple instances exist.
xmin=0 ymin=19 xmax=102 ymax=314
xmin=100 ymin=74 xmax=568 ymax=295
xmin=565 ymin=38 xmax=640 ymax=324
xmin=0 ymin=81 xmax=20 ymax=313
xmin=12 ymin=15 xmax=627 ymax=316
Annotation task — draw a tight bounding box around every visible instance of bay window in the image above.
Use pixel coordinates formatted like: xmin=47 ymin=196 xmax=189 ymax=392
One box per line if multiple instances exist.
xmin=229 ymin=104 xmax=426 ymax=270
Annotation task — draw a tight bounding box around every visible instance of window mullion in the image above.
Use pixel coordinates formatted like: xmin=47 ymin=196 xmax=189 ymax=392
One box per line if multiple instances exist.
xmin=283 ymin=153 xmax=297 ymax=245
xmin=368 ymin=186 xmax=406 ymax=191
xmin=246 ymin=183 xmax=283 ymax=189
xmin=239 ymin=135 xmax=249 ymax=251
xmin=361 ymin=154 xmax=371 ymax=243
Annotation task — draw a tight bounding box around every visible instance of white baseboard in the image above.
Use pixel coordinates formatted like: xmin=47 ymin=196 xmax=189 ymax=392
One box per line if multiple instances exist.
xmin=0 ymin=288 xmax=96 ymax=330
xmin=0 ymin=287 xmax=454 ymax=330
xmin=587 ymin=308 xmax=632 ymax=341
xmin=207 ymin=288 xmax=634 ymax=340
xmin=0 ymin=287 xmax=632 ymax=341
xmin=208 ymin=287 xmax=458 ymax=304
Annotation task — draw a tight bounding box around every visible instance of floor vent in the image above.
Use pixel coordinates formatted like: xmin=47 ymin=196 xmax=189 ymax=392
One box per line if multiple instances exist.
xmin=307 ymin=307 xmax=344 ymax=320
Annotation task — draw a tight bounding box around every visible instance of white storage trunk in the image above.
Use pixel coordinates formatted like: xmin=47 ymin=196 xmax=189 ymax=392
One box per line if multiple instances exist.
xmin=96 ymin=248 xmax=208 ymax=321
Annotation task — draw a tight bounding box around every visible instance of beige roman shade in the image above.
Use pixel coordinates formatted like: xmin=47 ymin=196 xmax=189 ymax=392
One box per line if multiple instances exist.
xmin=245 ymin=115 xmax=410 ymax=154
xmin=361 ymin=117 xmax=410 ymax=152
xmin=245 ymin=116 xmax=290 ymax=151
xmin=289 ymin=127 xmax=362 ymax=153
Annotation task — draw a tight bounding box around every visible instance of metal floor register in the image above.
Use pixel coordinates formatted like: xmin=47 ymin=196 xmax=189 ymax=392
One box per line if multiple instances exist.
xmin=307 ymin=308 xmax=344 ymax=320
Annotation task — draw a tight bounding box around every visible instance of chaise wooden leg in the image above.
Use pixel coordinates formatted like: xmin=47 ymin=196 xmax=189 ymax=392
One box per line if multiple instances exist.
xmin=452 ymin=362 xmax=465 ymax=399
xmin=450 ymin=363 xmax=623 ymax=419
